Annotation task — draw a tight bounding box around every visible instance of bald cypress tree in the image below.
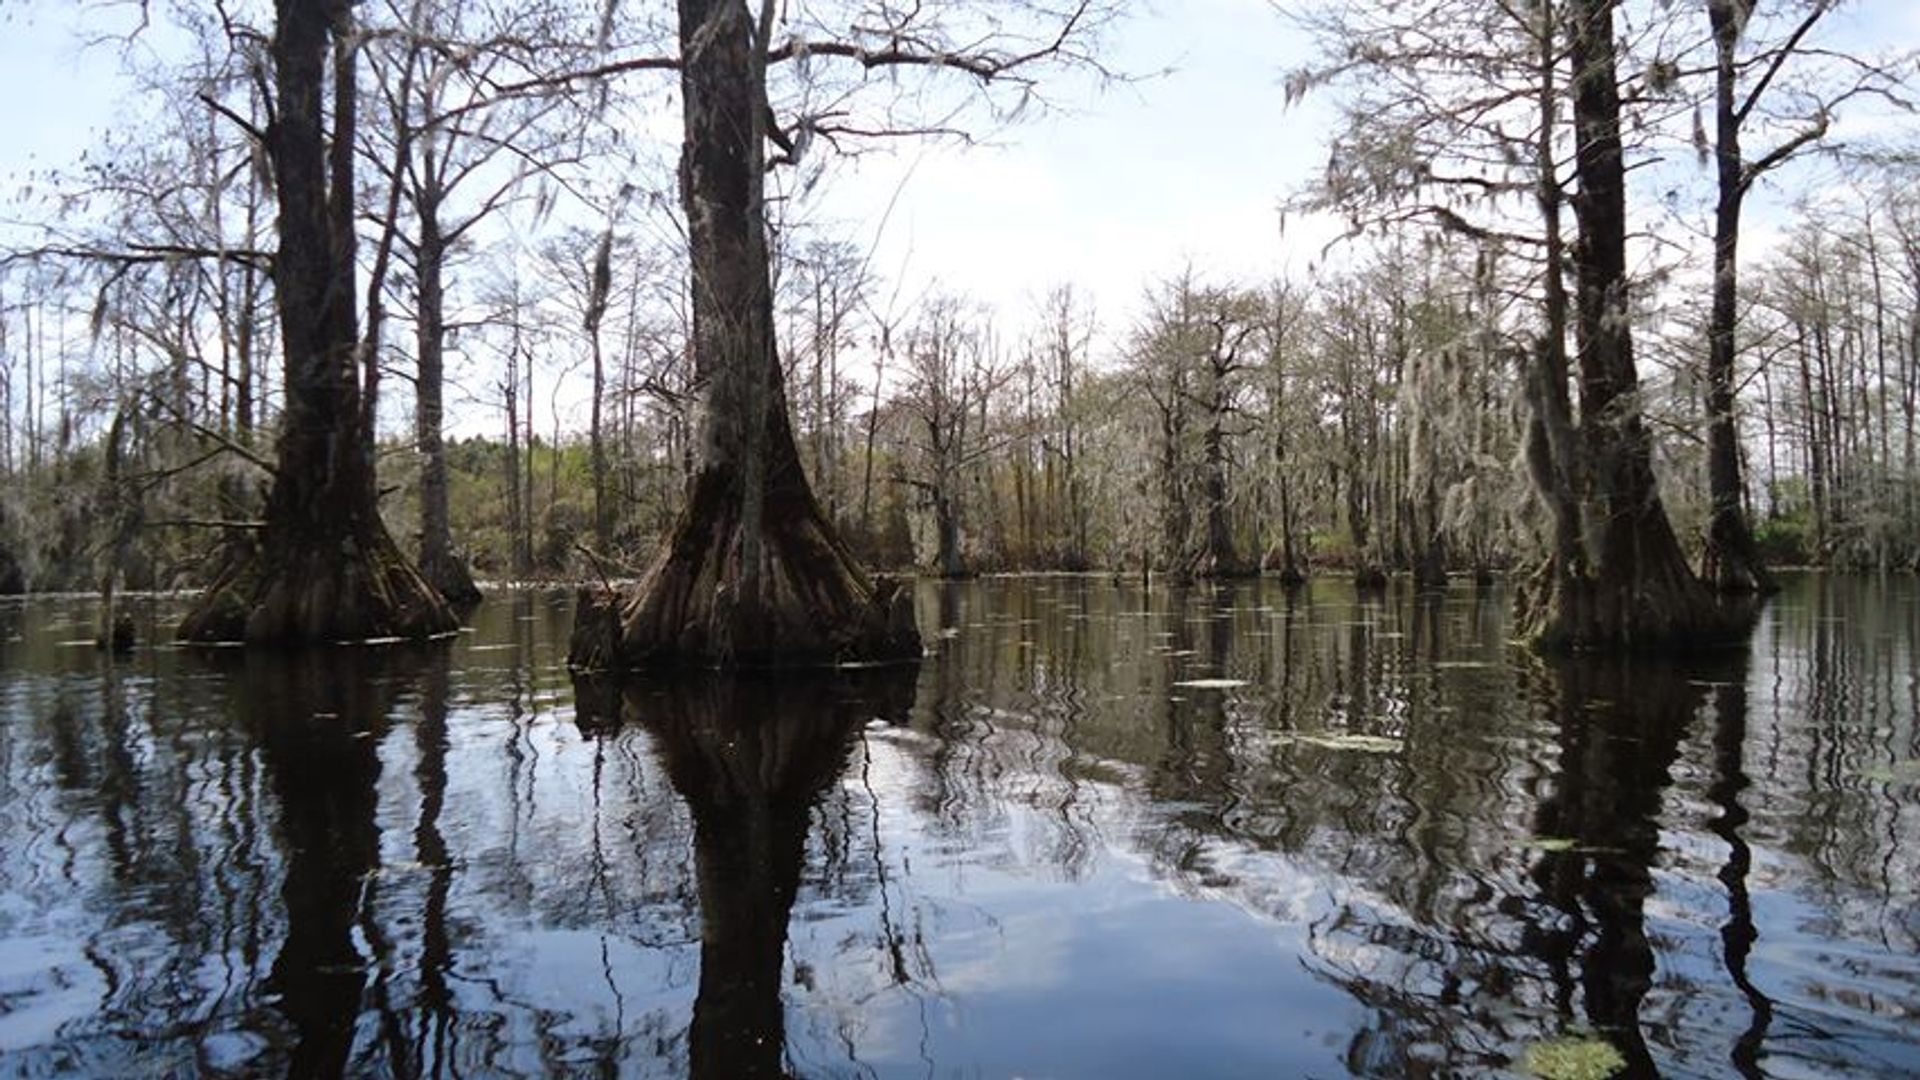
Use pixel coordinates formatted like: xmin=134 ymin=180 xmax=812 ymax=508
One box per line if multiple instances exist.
xmin=179 ymin=0 xmax=453 ymax=644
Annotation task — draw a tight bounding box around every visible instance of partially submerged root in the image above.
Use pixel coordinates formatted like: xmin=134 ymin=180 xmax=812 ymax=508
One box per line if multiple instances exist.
xmin=419 ymin=546 xmax=483 ymax=609
xmin=179 ymin=524 xmax=455 ymax=644
xmin=568 ymin=471 xmax=920 ymax=671
xmin=1517 ymin=558 xmax=1754 ymax=655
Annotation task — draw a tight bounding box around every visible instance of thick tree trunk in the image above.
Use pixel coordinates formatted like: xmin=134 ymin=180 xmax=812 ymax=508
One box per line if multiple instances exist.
xmin=414 ymin=189 xmax=481 ymax=607
xmin=1410 ymin=477 xmax=1448 ymax=589
xmin=1196 ymin=404 xmax=1249 ymax=578
xmin=1347 ymin=461 xmax=1386 ymax=588
xmin=1521 ymin=0 xmax=1747 ymax=653
xmin=1158 ymin=398 xmax=1190 ymax=578
xmin=1699 ymin=0 xmax=1778 ymax=596
xmin=933 ymin=484 xmax=969 ymax=579
xmin=0 ymin=511 xmax=21 ymax=594
xmin=569 ymin=0 xmax=917 ymax=669
xmin=178 ymin=0 xmax=453 ymax=645
xmin=95 ymin=407 xmax=138 ymax=652
xmin=1275 ymin=466 xmax=1305 ymax=585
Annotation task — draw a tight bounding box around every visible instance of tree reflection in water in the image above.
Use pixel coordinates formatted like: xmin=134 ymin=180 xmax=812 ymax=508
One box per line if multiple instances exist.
xmin=574 ymin=669 xmax=916 ymax=1079
xmin=1523 ymin=655 xmax=1739 ymax=1075
xmin=230 ymin=646 xmax=437 ymax=1078
xmin=2 ymin=578 xmax=1917 ymax=1077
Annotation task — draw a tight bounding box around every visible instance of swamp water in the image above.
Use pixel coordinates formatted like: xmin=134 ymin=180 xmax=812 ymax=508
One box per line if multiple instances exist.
xmin=0 ymin=575 xmax=1916 ymax=1077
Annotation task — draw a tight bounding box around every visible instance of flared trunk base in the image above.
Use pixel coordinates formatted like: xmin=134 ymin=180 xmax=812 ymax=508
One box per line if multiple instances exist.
xmin=569 ymin=469 xmax=920 ymax=671
xmin=1193 ymin=550 xmax=1258 ymax=580
xmin=1700 ymin=525 xmax=1779 ymax=597
xmin=1518 ymin=555 xmax=1753 ymax=654
xmin=419 ymin=546 xmax=483 ymax=609
xmin=179 ymin=521 xmax=456 ymax=644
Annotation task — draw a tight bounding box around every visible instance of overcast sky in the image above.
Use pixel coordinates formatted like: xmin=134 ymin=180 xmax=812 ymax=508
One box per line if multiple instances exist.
xmin=3 ymin=0 xmax=1917 ymax=348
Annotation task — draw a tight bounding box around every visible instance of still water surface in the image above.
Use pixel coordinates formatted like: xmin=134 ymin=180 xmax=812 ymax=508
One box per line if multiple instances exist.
xmin=0 ymin=575 xmax=1916 ymax=1077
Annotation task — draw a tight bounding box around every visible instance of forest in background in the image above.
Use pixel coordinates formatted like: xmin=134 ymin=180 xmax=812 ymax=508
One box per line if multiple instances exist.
xmin=1 ymin=0 xmax=1916 ymax=599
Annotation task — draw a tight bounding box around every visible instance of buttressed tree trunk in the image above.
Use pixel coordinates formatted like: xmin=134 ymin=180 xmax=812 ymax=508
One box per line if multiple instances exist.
xmin=568 ymin=0 xmax=918 ymax=669
xmin=1520 ymin=0 xmax=1748 ymax=652
xmin=178 ymin=0 xmax=454 ymax=644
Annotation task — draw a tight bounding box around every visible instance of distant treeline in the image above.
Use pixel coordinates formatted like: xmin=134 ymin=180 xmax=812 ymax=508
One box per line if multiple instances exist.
xmin=4 ymin=202 xmax=1914 ymax=595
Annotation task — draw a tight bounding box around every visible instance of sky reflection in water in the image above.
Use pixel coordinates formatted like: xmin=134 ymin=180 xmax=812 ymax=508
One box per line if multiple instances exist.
xmin=0 ymin=574 xmax=1916 ymax=1077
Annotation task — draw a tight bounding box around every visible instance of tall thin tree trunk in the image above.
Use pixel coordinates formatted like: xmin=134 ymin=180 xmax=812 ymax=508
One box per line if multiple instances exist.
xmin=505 ymin=363 xmax=526 ymax=579
xmin=414 ymin=181 xmax=480 ymax=606
xmin=587 ymin=228 xmax=614 ymax=551
xmin=859 ymin=331 xmax=887 ymax=541
xmin=1700 ymin=0 xmax=1777 ymax=595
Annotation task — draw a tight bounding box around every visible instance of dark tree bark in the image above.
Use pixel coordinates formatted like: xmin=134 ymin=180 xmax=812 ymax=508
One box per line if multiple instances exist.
xmin=569 ymin=0 xmax=918 ymax=669
xmin=1346 ymin=462 xmax=1386 ymax=588
xmin=1699 ymin=0 xmax=1822 ymax=595
xmin=94 ymin=407 xmax=140 ymax=651
xmin=413 ymin=175 xmax=481 ymax=607
xmin=1517 ymin=9 xmax=1581 ymax=578
xmin=1194 ymin=307 xmax=1253 ymax=578
xmin=1265 ymin=288 xmax=1306 ymax=585
xmin=501 ymin=343 xmax=526 ymax=580
xmin=1519 ymin=0 xmax=1747 ymax=652
xmin=1700 ymin=8 xmax=1772 ymax=594
xmin=1154 ymin=382 xmax=1192 ymax=579
xmin=1410 ymin=470 xmax=1449 ymax=589
xmin=932 ymin=482 xmax=968 ymax=579
xmin=178 ymin=0 xmax=454 ymax=644
xmin=1198 ymin=410 xmax=1242 ymax=576
xmin=1274 ymin=466 xmax=1305 ymax=585
xmin=586 ymin=228 xmax=615 ymax=551
xmin=0 ymin=528 xmax=22 ymax=594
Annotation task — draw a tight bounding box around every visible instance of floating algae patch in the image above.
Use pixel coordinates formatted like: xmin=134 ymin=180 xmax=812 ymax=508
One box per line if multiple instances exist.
xmin=1523 ymin=1036 xmax=1626 ymax=1080
xmin=1856 ymin=759 xmax=1920 ymax=785
xmin=1275 ymin=732 xmax=1403 ymax=754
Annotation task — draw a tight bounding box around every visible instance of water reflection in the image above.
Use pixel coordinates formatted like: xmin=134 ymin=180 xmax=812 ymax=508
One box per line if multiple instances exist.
xmin=1707 ymin=668 xmax=1770 ymax=1078
xmin=1523 ymin=657 xmax=1731 ymax=1076
xmin=0 ymin=576 xmax=1916 ymax=1077
xmin=575 ymin=671 xmax=915 ymax=1078
xmin=232 ymin=648 xmax=424 ymax=1077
